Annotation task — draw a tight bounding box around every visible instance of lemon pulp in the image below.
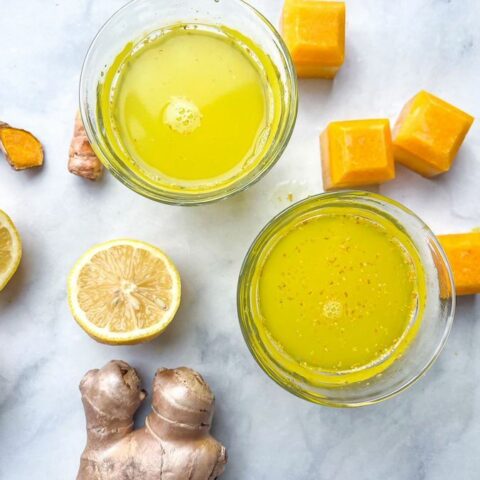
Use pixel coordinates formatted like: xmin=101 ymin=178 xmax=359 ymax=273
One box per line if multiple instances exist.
xmin=101 ymin=24 xmax=282 ymax=192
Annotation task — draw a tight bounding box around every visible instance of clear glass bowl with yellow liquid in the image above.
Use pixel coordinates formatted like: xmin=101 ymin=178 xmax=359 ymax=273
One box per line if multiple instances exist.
xmin=238 ymin=192 xmax=455 ymax=407
xmin=80 ymin=0 xmax=297 ymax=205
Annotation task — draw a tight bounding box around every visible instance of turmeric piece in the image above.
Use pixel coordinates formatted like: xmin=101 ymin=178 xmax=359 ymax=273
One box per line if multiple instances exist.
xmin=77 ymin=360 xmax=227 ymax=480
xmin=0 ymin=121 xmax=44 ymax=170
xmin=438 ymin=232 xmax=480 ymax=296
xmin=68 ymin=113 xmax=103 ymax=181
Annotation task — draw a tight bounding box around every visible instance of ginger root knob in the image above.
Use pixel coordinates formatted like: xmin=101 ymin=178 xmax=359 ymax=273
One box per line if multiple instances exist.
xmin=77 ymin=361 xmax=227 ymax=480
xmin=68 ymin=113 xmax=103 ymax=181
xmin=0 ymin=121 xmax=44 ymax=170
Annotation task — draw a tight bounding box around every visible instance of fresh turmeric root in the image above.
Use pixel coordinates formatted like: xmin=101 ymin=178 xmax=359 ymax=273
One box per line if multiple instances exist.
xmin=0 ymin=121 xmax=44 ymax=170
xmin=77 ymin=360 xmax=227 ymax=480
xmin=68 ymin=113 xmax=103 ymax=181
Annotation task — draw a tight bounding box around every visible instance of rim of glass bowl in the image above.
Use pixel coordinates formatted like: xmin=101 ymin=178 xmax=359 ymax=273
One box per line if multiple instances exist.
xmin=79 ymin=0 xmax=298 ymax=206
xmin=237 ymin=191 xmax=456 ymax=407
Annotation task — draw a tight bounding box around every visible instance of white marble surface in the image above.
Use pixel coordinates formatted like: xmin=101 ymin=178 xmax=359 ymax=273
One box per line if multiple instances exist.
xmin=1 ymin=0 xmax=480 ymax=478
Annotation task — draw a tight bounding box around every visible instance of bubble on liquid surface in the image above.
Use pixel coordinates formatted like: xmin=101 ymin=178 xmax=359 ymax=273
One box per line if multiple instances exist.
xmin=163 ymin=97 xmax=202 ymax=134
xmin=322 ymin=300 xmax=343 ymax=319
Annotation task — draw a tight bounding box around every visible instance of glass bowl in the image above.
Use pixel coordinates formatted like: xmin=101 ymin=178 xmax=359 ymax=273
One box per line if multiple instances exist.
xmin=237 ymin=191 xmax=455 ymax=407
xmin=79 ymin=0 xmax=298 ymax=205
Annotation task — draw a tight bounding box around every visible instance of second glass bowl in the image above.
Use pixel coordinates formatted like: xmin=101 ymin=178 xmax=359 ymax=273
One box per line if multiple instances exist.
xmin=238 ymin=192 xmax=455 ymax=407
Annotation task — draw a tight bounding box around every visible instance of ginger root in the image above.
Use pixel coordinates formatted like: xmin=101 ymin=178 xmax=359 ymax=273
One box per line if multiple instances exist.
xmin=69 ymin=113 xmax=103 ymax=181
xmin=0 ymin=121 xmax=44 ymax=170
xmin=77 ymin=360 xmax=227 ymax=480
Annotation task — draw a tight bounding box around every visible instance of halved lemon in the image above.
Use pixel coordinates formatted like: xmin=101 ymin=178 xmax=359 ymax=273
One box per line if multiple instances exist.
xmin=0 ymin=209 xmax=22 ymax=292
xmin=68 ymin=239 xmax=181 ymax=345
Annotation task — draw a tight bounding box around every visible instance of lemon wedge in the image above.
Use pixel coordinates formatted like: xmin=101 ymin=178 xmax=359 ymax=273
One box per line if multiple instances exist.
xmin=68 ymin=239 xmax=181 ymax=345
xmin=0 ymin=209 xmax=22 ymax=292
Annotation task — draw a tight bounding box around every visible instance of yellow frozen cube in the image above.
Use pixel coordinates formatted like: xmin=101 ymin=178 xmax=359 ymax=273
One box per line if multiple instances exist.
xmin=321 ymin=119 xmax=395 ymax=190
xmin=393 ymin=91 xmax=474 ymax=177
xmin=281 ymin=0 xmax=346 ymax=78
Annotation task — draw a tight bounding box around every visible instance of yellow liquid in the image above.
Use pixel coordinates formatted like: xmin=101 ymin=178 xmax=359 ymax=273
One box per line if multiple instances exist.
xmin=100 ymin=25 xmax=282 ymax=192
xmin=254 ymin=211 xmax=426 ymax=385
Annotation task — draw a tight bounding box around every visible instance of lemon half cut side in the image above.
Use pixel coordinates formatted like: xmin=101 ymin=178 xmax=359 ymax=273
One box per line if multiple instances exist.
xmin=0 ymin=209 xmax=22 ymax=292
xmin=68 ymin=238 xmax=181 ymax=345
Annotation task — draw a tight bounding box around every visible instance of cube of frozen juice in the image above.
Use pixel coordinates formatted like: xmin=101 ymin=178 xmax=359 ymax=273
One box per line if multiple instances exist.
xmin=438 ymin=232 xmax=480 ymax=296
xmin=393 ymin=91 xmax=474 ymax=177
xmin=320 ymin=119 xmax=395 ymax=190
xmin=281 ymin=0 xmax=345 ymax=78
